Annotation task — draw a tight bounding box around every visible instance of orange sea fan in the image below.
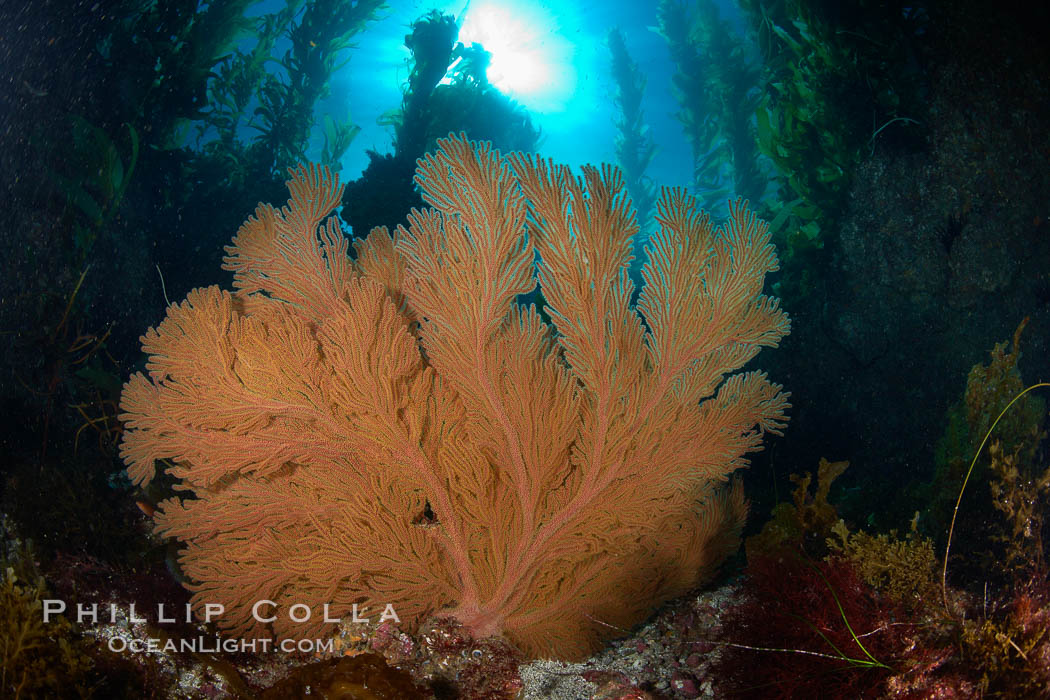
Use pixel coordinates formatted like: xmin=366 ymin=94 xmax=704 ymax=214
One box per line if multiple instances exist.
xmin=119 ymin=133 xmax=790 ymax=660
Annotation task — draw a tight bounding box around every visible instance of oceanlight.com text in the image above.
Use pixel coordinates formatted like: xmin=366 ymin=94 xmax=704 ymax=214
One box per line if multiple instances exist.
xmin=106 ymin=636 xmax=337 ymax=655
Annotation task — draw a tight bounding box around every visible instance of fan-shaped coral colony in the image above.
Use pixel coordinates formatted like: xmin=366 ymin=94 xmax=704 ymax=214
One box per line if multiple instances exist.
xmin=119 ymin=132 xmax=789 ymax=660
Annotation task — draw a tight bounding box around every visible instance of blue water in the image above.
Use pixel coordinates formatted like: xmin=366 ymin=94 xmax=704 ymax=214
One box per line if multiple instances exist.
xmin=227 ymin=0 xmax=748 ymax=188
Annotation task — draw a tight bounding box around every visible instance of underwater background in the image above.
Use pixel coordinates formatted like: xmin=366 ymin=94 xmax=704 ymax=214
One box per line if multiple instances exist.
xmin=1 ymin=0 xmax=1049 ymax=697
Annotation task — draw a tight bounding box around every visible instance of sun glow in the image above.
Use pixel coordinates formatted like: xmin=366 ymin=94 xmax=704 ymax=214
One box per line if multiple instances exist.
xmin=456 ymin=1 xmax=574 ymax=111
